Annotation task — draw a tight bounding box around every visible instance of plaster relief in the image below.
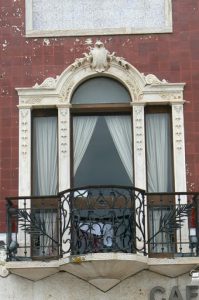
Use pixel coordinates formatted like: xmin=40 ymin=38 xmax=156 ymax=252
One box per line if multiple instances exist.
xmin=71 ymin=41 xmax=129 ymax=73
xmin=20 ymin=109 xmax=29 ymax=156
xmin=21 ymin=97 xmax=43 ymax=104
xmin=59 ymin=109 xmax=69 ymax=156
xmin=134 ymin=106 xmax=144 ymax=156
xmin=173 ymin=105 xmax=184 ymax=152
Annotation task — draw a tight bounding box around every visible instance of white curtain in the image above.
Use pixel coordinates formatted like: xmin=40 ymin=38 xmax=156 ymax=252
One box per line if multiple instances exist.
xmin=73 ymin=116 xmax=98 ymax=174
xmin=146 ymin=113 xmax=173 ymax=253
xmin=33 ymin=117 xmax=58 ymax=196
xmin=105 ymin=115 xmax=133 ymax=183
xmin=145 ymin=113 xmax=173 ymax=193
xmin=33 ymin=116 xmax=58 ymax=256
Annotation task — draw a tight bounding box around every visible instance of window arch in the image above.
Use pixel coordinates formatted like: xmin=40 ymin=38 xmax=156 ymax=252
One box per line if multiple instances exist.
xmin=71 ymin=77 xmax=133 ymax=187
xmin=71 ymin=77 xmax=131 ymax=104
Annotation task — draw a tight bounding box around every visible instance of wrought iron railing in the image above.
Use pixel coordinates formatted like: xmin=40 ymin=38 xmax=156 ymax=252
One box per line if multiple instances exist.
xmin=146 ymin=192 xmax=199 ymax=257
xmin=6 ymin=196 xmax=60 ymax=261
xmin=59 ymin=186 xmax=146 ymax=255
xmin=5 ymin=187 xmax=199 ymax=261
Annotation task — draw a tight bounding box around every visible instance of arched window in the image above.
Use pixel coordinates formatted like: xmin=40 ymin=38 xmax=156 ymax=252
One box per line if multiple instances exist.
xmin=71 ymin=77 xmax=133 ymax=187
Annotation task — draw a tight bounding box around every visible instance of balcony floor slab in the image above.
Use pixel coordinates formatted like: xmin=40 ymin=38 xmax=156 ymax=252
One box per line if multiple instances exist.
xmin=5 ymin=254 xmax=199 ymax=292
xmin=6 ymin=261 xmax=59 ymax=281
xmin=148 ymin=257 xmax=199 ymax=277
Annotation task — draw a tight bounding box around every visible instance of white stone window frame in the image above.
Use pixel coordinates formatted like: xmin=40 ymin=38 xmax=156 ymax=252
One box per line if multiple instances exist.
xmin=25 ymin=0 xmax=173 ymax=37
xmin=16 ymin=43 xmax=186 ymax=254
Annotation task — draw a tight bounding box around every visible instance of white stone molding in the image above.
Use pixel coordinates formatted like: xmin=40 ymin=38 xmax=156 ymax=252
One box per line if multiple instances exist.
xmin=18 ymin=107 xmax=31 ymax=196
xmin=33 ymin=76 xmax=60 ymax=89
xmin=171 ymin=104 xmax=188 ymax=251
xmin=144 ymin=74 xmax=168 ymax=85
xmin=58 ymin=106 xmax=71 ymax=192
xmin=58 ymin=107 xmax=71 ymax=256
xmin=18 ymin=107 xmax=31 ymax=256
xmin=132 ymin=104 xmax=146 ymax=190
xmin=172 ymin=104 xmax=187 ymax=193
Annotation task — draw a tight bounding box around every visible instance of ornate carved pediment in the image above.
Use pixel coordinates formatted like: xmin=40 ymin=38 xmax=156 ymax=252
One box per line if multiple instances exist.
xmin=72 ymin=40 xmax=129 ymax=72
xmin=16 ymin=40 xmax=185 ymax=107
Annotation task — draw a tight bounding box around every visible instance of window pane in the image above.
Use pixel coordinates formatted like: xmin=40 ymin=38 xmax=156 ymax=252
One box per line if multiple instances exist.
xmin=72 ymin=77 xmax=131 ymax=104
xmin=74 ymin=116 xmax=132 ymax=186
xmin=32 ymin=116 xmax=58 ymax=196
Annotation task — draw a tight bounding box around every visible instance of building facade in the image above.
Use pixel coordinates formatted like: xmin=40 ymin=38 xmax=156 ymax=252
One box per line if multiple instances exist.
xmin=1 ymin=1 xmax=199 ymax=299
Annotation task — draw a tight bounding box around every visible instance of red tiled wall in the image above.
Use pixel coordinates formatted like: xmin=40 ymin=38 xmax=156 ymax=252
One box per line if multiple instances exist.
xmin=0 ymin=0 xmax=199 ymax=231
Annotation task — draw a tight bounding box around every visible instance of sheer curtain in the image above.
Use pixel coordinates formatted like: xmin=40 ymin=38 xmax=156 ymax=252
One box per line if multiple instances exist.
xmin=145 ymin=113 xmax=172 ymax=193
xmin=105 ymin=115 xmax=133 ymax=183
xmin=146 ymin=113 xmax=173 ymax=253
xmin=73 ymin=116 xmax=98 ymax=174
xmin=33 ymin=117 xmax=58 ymax=196
xmin=33 ymin=116 xmax=58 ymax=255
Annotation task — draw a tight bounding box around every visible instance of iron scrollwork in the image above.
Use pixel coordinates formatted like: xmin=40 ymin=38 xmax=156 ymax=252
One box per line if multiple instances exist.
xmin=59 ymin=186 xmax=146 ymax=256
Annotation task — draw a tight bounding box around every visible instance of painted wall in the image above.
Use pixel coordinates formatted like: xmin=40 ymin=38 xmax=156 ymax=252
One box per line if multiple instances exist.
xmin=0 ymin=270 xmax=196 ymax=300
xmin=1 ymin=0 xmax=199 ymax=232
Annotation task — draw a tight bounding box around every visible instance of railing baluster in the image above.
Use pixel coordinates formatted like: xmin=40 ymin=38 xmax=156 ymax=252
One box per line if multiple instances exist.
xmin=24 ymin=198 xmax=27 ymax=257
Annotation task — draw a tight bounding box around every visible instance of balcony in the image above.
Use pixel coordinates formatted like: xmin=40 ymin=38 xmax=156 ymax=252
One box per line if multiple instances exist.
xmin=5 ymin=186 xmax=199 ymax=291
